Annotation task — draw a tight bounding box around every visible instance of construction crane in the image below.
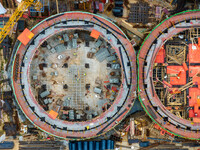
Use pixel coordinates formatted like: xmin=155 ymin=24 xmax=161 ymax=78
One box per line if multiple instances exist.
xmin=0 ymin=0 xmax=42 ymax=102
xmin=0 ymin=0 xmax=42 ymax=44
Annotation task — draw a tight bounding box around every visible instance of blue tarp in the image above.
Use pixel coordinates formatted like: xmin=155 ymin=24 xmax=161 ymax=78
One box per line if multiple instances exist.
xmin=0 ymin=141 xmax=14 ymax=149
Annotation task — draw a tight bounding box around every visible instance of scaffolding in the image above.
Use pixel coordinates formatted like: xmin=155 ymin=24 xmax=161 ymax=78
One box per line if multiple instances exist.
xmin=153 ymin=36 xmax=189 ymax=119
xmin=166 ymin=44 xmax=186 ymax=65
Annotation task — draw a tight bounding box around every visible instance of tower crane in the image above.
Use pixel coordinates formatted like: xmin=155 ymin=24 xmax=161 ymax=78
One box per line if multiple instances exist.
xmin=0 ymin=0 xmax=42 ymax=101
xmin=0 ymin=0 xmax=42 ymax=44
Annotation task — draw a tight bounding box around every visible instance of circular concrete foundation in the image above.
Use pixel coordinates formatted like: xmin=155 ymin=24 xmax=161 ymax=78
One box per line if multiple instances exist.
xmin=138 ymin=10 xmax=200 ymax=140
xmin=11 ymin=12 xmax=136 ymax=139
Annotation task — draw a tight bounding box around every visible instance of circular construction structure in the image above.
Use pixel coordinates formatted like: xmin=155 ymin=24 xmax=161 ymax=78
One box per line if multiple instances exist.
xmin=11 ymin=12 xmax=136 ymax=139
xmin=138 ymin=10 xmax=200 ymax=139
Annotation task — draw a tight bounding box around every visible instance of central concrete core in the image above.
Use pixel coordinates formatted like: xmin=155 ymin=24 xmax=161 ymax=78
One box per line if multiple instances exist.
xmin=30 ymin=30 xmax=121 ymax=121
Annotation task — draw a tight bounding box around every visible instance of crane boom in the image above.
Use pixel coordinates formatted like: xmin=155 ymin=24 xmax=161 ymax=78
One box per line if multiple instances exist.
xmin=0 ymin=0 xmax=34 ymax=44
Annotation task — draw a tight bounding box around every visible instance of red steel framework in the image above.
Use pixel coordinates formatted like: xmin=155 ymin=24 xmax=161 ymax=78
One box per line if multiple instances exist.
xmin=138 ymin=10 xmax=200 ymax=140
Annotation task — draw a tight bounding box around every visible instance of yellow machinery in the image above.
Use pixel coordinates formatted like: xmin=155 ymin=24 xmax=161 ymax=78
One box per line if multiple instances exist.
xmin=0 ymin=0 xmax=42 ymax=44
xmin=0 ymin=0 xmax=42 ymax=100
